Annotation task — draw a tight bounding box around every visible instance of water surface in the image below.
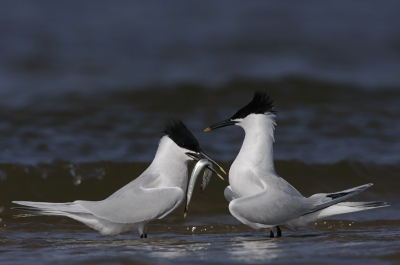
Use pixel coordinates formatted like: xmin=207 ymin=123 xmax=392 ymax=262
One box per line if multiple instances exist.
xmin=0 ymin=1 xmax=400 ymax=264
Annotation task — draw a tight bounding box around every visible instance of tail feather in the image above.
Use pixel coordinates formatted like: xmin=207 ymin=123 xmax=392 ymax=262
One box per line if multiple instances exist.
xmin=314 ymin=201 xmax=388 ymax=220
xmin=12 ymin=201 xmax=139 ymax=236
xmin=12 ymin=201 xmax=89 ymax=214
xmin=283 ymin=200 xmax=388 ymax=231
xmin=306 ymin=183 xmax=374 ymax=215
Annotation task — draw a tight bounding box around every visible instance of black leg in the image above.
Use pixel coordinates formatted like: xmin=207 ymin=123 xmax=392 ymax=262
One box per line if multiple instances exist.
xmin=269 ymin=230 xmax=274 ymax=238
xmin=277 ymin=226 xmax=282 ymax=237
xmin=144 ymin=234 xmax=147 ymax=238
xmin=140 ymin=234 xmax=144 ymax=238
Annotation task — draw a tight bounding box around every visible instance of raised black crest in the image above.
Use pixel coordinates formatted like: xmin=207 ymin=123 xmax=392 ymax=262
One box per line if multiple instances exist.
xmin=163 ymin=120 xmax=201 ymax=152
xmin=231 ymin=91 xmax=276 ymax=120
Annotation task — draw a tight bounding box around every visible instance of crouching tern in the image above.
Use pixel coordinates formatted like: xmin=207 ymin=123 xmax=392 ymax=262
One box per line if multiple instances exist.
xmin=13 ymin=120 xmax=224 ymax=238
xmin=205 ymin=91 xmax=388 ymax=238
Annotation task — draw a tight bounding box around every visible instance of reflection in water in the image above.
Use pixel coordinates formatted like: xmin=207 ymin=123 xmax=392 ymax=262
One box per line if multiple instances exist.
xmin=228 ymin=237 xmax=280 ymax=263
xmin=146 ymin=242 xmax=212 ymax=260
xmin=1 ymin=226 xmax=400 ymax=265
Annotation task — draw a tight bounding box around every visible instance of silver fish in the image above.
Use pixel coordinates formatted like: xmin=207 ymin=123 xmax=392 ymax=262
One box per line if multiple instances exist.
xmin=184 ymin=159 xmax=213 ymax=218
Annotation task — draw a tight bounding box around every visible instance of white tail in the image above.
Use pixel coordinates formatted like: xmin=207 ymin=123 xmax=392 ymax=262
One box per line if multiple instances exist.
xmin=281 ymin=184 xmax=388 ymax=231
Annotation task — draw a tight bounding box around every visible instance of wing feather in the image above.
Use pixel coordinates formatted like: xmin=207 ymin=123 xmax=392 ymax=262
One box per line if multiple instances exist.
xmin=78 ymin=186 xmax=184 ymax=223
xmin=228 ymin=168 xmax=312 ymax=226
xmin=230 ymin=191 xmax=312 ymax=226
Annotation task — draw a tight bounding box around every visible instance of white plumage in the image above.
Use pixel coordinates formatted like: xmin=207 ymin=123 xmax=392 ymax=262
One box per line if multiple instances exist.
xmin=206 ymin=92 xmax=387 ymax=236
xmin=14 ymin=120 xmax=223 ymax=237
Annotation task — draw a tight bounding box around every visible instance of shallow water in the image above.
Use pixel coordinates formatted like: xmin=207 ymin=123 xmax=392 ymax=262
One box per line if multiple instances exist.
xmin=1 ymin=1 xmax=400 ymax=264
xmin=1 ymin=161 xmax=400 ymax=264
xmin=2 ymin=220 xmax=400 ymax=265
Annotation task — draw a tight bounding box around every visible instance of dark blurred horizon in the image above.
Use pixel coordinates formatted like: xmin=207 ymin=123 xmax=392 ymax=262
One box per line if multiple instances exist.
xmin=1 ymin=1 xmax=400 ymax=101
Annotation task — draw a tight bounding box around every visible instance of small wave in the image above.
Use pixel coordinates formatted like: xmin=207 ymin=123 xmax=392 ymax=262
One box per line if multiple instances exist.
xmin=0 ymin=79 xmax=399 ymax=164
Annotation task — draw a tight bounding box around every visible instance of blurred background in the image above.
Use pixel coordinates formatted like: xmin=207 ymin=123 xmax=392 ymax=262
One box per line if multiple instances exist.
xmin=0 ymin=0 xmax=399 ymax=165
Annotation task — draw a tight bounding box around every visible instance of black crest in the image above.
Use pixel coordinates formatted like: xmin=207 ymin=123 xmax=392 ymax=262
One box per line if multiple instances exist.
xmin=163 ymin=120 xmax=201 ymax=152
xmin=231 ymin=91 xmax=276 ymax=120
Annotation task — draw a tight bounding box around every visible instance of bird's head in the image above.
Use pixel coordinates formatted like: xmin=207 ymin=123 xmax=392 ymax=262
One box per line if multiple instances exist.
xmin=204 ymin=91 xmax=276 ymax=132
xmin=163 ymin=120 xmax=225 ymax=177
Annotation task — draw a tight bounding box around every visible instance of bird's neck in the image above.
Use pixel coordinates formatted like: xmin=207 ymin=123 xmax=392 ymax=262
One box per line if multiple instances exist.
xmin=149 ymin=136 xmax=189 ymax=188
xmin=234 ymin=114 xmax=276 ymax=173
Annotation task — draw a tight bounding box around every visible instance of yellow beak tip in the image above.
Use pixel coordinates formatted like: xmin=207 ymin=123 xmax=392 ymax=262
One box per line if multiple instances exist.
xmin=204 ymin=127 xmax=211 ymax=132
xmin=217 ymin=174 xmax=225 ymax=181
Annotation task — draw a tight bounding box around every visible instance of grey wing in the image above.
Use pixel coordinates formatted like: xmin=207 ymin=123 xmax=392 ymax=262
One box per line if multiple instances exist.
xmin=77 ymin=186 xmax=185 ymax=223
xmin=229 ymin=186 xmax=313 ymax=226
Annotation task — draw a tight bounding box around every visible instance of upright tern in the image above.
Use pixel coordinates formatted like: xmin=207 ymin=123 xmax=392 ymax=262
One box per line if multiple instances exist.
xmin=205 ymin=91 xmax=387 ymax=237
xmin=13 ymin=120 xmax=224 ymax=238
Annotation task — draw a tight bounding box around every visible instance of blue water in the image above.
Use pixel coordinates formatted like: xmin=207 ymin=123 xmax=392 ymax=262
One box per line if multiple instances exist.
xmin=2 ymin=221 xmax=400 ymax=265
xmin=1 ymin=1 xmax=399 ymax=164
xmin=1 ymin=2 xmax=400 ymax=264
xmin=1 ymin=0 xmax=400 ymax=102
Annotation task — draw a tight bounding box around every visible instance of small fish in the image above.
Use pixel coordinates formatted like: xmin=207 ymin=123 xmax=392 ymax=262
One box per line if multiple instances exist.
xmin=184 ymin=159 xmax=214 ymax=218
xmin=200 ymin=165 xmax=212 ymax=193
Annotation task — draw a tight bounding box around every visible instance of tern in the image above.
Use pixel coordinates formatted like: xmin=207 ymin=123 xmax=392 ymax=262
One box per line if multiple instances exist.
xmin=13 ymin=120 xmax=224 ymax=238
xmin=205 ymin=91 xmax=388 ymax=237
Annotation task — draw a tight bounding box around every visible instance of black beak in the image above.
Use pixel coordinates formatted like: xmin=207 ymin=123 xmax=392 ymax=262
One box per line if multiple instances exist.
xmin=204 ymin=119 xmax=238 ymax=132
xmin=185 ymin=151 xmax=225 ymax=180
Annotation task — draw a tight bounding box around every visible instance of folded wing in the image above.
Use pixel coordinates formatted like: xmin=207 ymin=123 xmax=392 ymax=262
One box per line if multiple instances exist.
xmin=78 ymin=186 xmax=184 ymax=223
xmin=229 ymin=187 xmax=313 ymax=226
